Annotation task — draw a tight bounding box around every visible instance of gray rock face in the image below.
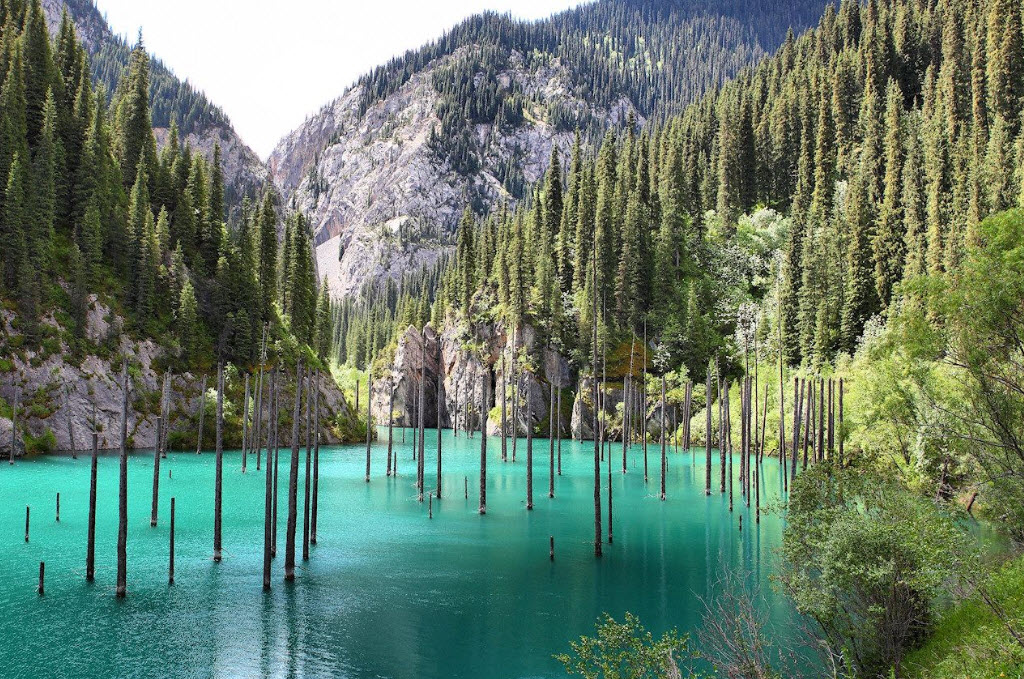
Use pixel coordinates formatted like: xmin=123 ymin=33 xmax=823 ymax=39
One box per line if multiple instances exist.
xmin=270 ymin=47 xmax=636 ymax=299
xmin=1 ymin=301 xmax=358 ymax=454
xmin=371 ymin=325 xmax=442 ymax=429
xmin=373 ymin=315 xmax=584 ymax=439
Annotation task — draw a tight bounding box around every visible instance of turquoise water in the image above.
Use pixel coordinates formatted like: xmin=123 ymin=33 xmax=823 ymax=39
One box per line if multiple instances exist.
xmin=0 ymin=431 xmax=797 ymax=679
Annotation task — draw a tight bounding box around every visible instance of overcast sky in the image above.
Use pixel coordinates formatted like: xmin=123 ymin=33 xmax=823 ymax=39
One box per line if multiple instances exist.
xmin=94 ymin=0 xmax=586 ymax=158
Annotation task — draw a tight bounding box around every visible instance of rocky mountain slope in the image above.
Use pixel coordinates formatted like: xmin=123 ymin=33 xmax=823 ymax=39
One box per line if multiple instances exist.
xmin=42 ymin=0 xmax=269 ymax=213
xmin=270 ymin=0 xmax=831 ymax=298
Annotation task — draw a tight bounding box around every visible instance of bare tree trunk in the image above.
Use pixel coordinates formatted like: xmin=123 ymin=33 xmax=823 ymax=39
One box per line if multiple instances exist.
xmin=387 ymin=378 xmax=395 ymax=476
xmin=116 ymin=359 xmax=129 ymax=597
xmin=436 ymin=358 xmax=443 ymax=498
xmin=242 ymin=373 xmax=250 ymax=473
xmin=705 ymin=366 xmax=713 ymax=496
xmin=151 ymin=415 xmax=162 ymax=527
xmin=303 ymin=373 xmax=312 ymax=561
xmin=592 ymin=246 xmax=602 ymax=559
xmin=838 ymin=378 xmax=844 ymax=467
xmin=661 ymin=375 xmax=667 ymax=501
xmin=791 ymin=377 xmax=801 ymax=484
xmin=365 ymin=370 xmax=372 ymax=483
xmin=549 ymin=381 xmax=555 ymax=499
xmin=86 ymin=430 xmax=98 ymax=581
xmin=285 ymin=361 xmax=303 ymax=581
xmin=727 ymin=385 xmax=733 ymax=512
xmin=263 ymin=369 xmax=276 ymax=589
xmin=557 ymin=382 xmax=562 ymax=476
xmin=214 ymin=365 xmax=224 ymax=563
xmin=527 ymin=390 xmax=534 ymax=510
xmin=169 ymin=497 xmax=175 ymax=585
xmin=479 ymin=374 xmax=488 ymax=515
xmin=501 ymin=353 xmax=507 ymax=463
xmin=272 ymin=371 xmax=280 ymax=558
xmin=418 ymin=346 xmax=426 ymax=500
xmin=312 ymin=372 xmax=321 ymax=545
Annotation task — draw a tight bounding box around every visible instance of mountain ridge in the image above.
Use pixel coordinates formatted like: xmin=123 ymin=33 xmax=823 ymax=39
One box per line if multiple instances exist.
xmin=270 ymin=0 xmax=832 ymax=299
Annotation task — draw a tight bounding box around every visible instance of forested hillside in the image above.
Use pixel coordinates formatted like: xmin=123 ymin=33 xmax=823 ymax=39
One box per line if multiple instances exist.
xmin=397 ymin=0 xmax=1024 ymax=376
xmin=0 ymin=0 xmax=329 ymax=370
xmin=40 ymin=0 xmax=268 ymax=211
xmin=270 ymin=0 xmax=831 ymax=299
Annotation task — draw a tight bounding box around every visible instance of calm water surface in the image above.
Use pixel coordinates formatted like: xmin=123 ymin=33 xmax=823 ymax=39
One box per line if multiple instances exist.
xmin=0 ymin=430 xmax=798 ymax=678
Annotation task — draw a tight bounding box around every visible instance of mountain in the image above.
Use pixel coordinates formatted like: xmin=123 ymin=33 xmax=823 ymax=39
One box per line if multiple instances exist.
xmin=41 ymin=0 xmax=268 ymax=213
xmin=269 ymin=0 xmax=832 ymax=298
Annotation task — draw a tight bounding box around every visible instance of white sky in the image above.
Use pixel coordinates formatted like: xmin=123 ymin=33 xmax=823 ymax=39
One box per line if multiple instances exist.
xmin=94 ymin=0 xmax=586 ymax=158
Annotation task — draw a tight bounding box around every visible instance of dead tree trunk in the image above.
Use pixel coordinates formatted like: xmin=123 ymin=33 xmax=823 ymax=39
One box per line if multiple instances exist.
xmin=242 ymin=373 xmax=250 ymax=473
xmin=527 ymin=390 xmax=534 ymax=510
xmin=705 ymin=366 xmax=713 ymax=496
xmin=436 ymin=362 xmax=443 ymax=498
xmin=556 ymin=380 xmax=562 ymax=476
xmin=387 ymin=378 xmax=395 ymax=476
xmin=169 ymin=497 xmax=175 ymax=585
xmin=479 ymin=374 xmax=488 ymax=515
xmin=263 ymin=369 xmax=276 ymax=589
xmin=214 ymin=365 xmax=224 ymax=563
xmin=303 ymin=373 xmax=312 ymax=561
xmin=151 ymin=415 xmax=162 ymax=527
xmin=548 ymin=381 xmax=555 ymax=499
xmin=87 ymin=431 xmax=98 ymax=581
xmin=272 ymin=369 xmax=280 ymax=558
xmin=285 ymin=361 xmax=303 ymax=581
xmin=838 ymin=378 xmax=844 ymax=467
xmin=365 ymin=370 xmax=372 ymax=483
xmin=311 ymin=373 xmax=320 ymax=545
xmin=660 ymin=375 xmax=667 ymax=501
xmin=417 ymin=347 xmax=426 ymax=500
xmin=116 ymin=359 xmax=129 ymax=597
xmin=501 ymin=354 xmax=507 ymax=463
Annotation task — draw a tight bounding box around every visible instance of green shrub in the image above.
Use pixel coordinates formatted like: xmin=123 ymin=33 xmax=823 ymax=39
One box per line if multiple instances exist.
xmin=24 ymin=428 xmax=57 ymax=454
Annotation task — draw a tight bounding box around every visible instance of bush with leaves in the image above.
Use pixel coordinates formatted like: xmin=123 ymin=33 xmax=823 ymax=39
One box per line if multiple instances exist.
xmin=778 ymin=465 xmax=967 ymax=678
xmin=556 ymin=612 xmax=696 ymax=679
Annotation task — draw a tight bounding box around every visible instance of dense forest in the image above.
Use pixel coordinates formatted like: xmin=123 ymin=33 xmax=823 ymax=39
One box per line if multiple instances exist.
xmin=62 ymin=0 xmax=231 ymax=136
xmin=420 ymin=0 xmax=1024 ymax=371
xmin=0 ymin=0 xmax=329 ymax=369
xmin=353 ymin=0 xmax=833 ymax=196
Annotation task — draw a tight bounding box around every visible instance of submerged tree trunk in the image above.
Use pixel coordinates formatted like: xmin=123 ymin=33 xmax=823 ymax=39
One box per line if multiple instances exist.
xmin=117 ymin=359 xmax=129 ymax=597
xmin=705 ymin=366 xmax=713 ymax=496
xmin=527 ymin=391 xmax=534 ymax=510
xmin=263 ymin=369 xmax=277 ymax=588
xmin=661 ymin=375 xmax=667 ymax=501
xmin=548 ymin=381 xmax=555 ymax=499
xmin=272 ymin=371 xmax=280 ymax=558
xmin=242 ymin=373 xmax=250 ymax=473
xmin=312 ymin=372 xmax=321 ymax=545
xmin=285 ymin=361 xmax=303 ymax=581
xmin=436 ymin=360 xmax=443 ymax=498
xmin=387 ymin=378 xmax=395 ymax=476
xmin=366 ymin=370 xmax=373 ymax=483
xmin=501 ymin=354 xmax=507 ymax=463
xmin=479 ymin=374 xmax=488 ymax=515
xmin=86 ymin=431 xmax=98 ymax=581
xmin=303 ymin=373 xmax=312 ymax=561
xmin=151 ymin=415 xmax=162 ymax=527
xmin=214 ymin=365 xmax=224 ymax=563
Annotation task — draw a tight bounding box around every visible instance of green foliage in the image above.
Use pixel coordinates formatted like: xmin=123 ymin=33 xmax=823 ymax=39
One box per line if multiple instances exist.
xmin=903 ymin=555 xmax=1024 ymax=678
xmin=555 ymin=612 xmax=697 ymax=679
xmin=779 ymin=465 xmax=968 ymax=677
xmin=24 ymin=427 xmax=56 ymax=454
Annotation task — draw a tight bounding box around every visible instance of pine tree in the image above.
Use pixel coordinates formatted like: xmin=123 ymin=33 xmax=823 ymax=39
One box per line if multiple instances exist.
xmin=113 ymin=36 xmax=155 ymax=189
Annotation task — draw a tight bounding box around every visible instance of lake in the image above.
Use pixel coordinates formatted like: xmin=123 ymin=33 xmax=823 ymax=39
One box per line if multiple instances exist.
xmin=0 ymin=430 xmax=798 ymax=678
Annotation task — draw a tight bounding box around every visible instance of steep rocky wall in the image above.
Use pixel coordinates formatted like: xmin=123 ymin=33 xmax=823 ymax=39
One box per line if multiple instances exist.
xmin=0 ymin=300 xmax=360 ymax=458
